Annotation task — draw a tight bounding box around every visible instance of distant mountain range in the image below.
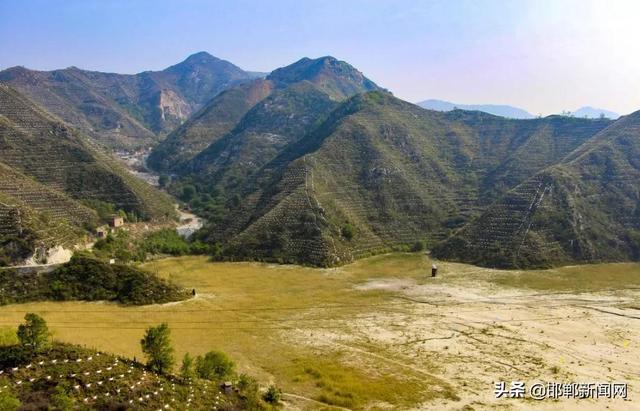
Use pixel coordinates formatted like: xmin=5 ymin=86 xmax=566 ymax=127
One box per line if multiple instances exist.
xmin=417 ymin=99 xmax=535 ymax=119
xmin=418 ymin=99 xmax=621 ymax=120
xmin=571 ymin=106 xmax=620 ymax=119
xmin=0 ymin=52 xmax=257 ymax=149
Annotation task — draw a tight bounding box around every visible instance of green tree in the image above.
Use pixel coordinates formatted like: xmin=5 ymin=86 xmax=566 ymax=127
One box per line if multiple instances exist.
xmin=195 ymin=350 xmax=235 ymax=380
xmin=180 ymin=353 xmax=196 ymax=380
xmin=140 ymin=323 xmax=174 ymax=374
xmin=411 ymin=241 xmax=426 ymax=252
xmin=0 ymin=391 xmax=21 ymax=411
xmin=17 ymin=313 xmax=50 ymax=352
xmin=237 ymin=374 xmax=262 ymax=409
xmin=158 ymin=175 xmax=169 ymax=188
xmin=181 ymin=185 xmax=196 ymax=202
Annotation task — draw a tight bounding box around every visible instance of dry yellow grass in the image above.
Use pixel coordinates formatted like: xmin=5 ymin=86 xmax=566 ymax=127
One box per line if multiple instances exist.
xmin=0 ymin=253 xmax=638 ymax=409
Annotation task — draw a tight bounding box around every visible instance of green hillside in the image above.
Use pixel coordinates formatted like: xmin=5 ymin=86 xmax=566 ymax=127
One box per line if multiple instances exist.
xmin=0 ymin=52 xmax=255 ymax=149
xmin=179 ymin=91 xmax=612 ymax=266
xmin=433 ymin=111 xmax=640 ymax=268
xmin=148 ymin=56 xmax=380 ymax=173
xmin=0 ymin=84 xmax=175 ymax=265
xmin=147 ymin=78 xmax=275 ymax=171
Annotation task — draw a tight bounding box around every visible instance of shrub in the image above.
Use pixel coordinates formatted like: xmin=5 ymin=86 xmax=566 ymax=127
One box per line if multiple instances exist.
xmin=180 ymin=353 xmax=196 ymax=380
xmin=0 ymin=391 xmax=20 ymax=411
xmin=0 ymin=327 xmax=18 ymax=347
xmin=195 ymin=350 xmax=235 ymax=380
xmin=140 ymin=323 xmax=174 ymax=374
xmin=341 ymin=224 xmax=356 ymax=240
xmin=263 ymin=384 xmax=282 ymax=404
xmin=411 ymin=241 xmax=426 ymax=252
xmin=158 ymin=175 xmax=169 ymax=188
xmin=50 ymin=386 xmax=73 ymax=410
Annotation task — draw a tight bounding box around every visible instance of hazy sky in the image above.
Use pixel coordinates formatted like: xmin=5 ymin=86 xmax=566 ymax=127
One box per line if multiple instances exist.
xmin=1 ymin=0 xmax=639 ymax=115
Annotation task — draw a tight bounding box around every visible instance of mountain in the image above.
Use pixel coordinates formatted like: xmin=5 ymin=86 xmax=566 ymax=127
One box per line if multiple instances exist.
xmin=0 ymin=84 xmax=175 ymax=265
xmin=418 ymin=99 xmax=535 ymax=119
xmin=147 ymin=78 xmax=275 ymax=171
xmin=433 ymin=111 xmax=640 ymax=268
xmin=171 ymin=90 xmax=611 ymax=266
xmin=0 ymin=52 xmax=255 ymax=150
xmin=571 ymin=106 xmax=620 ymax=119
xmin=148 ymin=56 xmax=379 ymax=172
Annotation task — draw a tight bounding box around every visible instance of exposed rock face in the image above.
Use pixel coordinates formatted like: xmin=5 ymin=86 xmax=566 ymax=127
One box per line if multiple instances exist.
xmin=148 ymin=56 xmax=380 ymax=173
xmin=0 ymin=52 xmax=255 ymax=150
xmin=158 ymin=89 xmax=190 ymax=123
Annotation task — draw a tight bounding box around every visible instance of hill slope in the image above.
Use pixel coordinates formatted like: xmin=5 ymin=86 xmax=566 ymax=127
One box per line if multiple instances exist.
xmin=148 ymin=56 xmax=379 ymax=173
xmin=0 ymin=85 xmax=175 ymax=264
xmin=433 ymin=111 xmax=640 ymax=268
xmin=186 ymin=91 xmax=610 ymax=266
xmin=0 ymin=52 xmax=254 ymax=149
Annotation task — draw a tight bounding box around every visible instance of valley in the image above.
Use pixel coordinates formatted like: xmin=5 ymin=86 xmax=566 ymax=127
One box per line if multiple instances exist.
xmin=0 ymin=253 xmax=637 ymax=410
xmin=0 ymin=23 xmax=638 ymax=409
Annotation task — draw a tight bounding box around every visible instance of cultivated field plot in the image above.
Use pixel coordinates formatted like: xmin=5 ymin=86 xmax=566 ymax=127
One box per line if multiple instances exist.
xmin=1 ymin=254 xmax=638 ymax=410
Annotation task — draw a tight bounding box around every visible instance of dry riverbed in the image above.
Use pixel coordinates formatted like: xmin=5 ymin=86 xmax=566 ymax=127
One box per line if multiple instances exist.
xmin=0 ymin=254 xmax=637 ymax=410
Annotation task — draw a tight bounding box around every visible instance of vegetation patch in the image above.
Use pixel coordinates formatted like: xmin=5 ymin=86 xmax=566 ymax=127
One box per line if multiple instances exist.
xmin=0 ymin=256 xmax=189 ymax=306
xmin=0 ymin=314 xmax=279 ymax=410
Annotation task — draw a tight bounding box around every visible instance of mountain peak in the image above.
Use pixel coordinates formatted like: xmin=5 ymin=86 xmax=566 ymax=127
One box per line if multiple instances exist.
xmin=266 ymin=56 xmax=379 ymax=100
xmin=165 ymin=52 xmax=225 ymax=71
xmin=182 ymin=51 xmax=218 ymax=63
xmin=572 ymin=106 xmax=620 ymax=119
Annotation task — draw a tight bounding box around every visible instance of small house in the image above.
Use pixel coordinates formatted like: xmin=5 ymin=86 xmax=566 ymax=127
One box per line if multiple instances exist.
xmin=96 ymin=227 xmax=107 ymax=238
xmin=222 ymin=381 xmax=233 ymax=394
xmin=109 ymin=216 xmax=124 ymax=228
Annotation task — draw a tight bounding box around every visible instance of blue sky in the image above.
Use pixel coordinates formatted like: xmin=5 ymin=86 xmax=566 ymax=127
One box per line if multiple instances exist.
xmin=1 ymin=0 xmax=638 ymax=115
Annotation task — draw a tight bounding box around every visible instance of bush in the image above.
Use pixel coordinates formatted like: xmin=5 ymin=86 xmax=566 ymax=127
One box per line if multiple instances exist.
xmin=0 ymin=391 xmax=21 ymax=411
xmin=141 ymin=229 xmax=191 ymax=256
xmin=140 ymin=323 xmax=174 ymax=374
xmin=341 ymin=224 xmax=356 ymax=240
xmin=195 ymin=350 xmax=235 ymax=380
xmin=411 ymin=241 xmax=426 ymax=252
xmin=180 ymin=353 xmax=196 ymax=380
xmin=0 ymin=327 xmax=18 ymax=347
xmin=158 ymin=175 xmax=169 ymax=188
xmin=50 ymin=386 xmax=73 ymax=410
xmin=263 ymin=384 xmax=282 ymax=404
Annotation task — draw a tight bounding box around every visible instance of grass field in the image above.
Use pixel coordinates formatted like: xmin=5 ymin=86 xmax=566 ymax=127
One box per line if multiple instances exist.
xmin=0 ymin=253 xmax=638 ymax=410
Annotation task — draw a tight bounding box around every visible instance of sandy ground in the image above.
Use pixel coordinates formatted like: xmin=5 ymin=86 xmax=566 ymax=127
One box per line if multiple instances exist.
xmin=176 ymin=206 xmax=203 ymax=238
xmin=284 ymin=269 xmax=639 ymax=410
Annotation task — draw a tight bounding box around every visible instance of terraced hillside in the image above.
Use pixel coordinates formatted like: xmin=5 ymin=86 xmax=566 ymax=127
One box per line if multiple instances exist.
xmin=0 ymin=84 xmax=175 ymax=264
xmin=185 ymin=91 xmax=611 ymax=266
xmin=148 ymin=56 xmax=380 ymax=173
xmin=434 ymin=111 xmax=640 ymax=268
xmin=0 ymin=164 xmax=96 ymax=265
xmin=0 ymin=52 xmax=256 ymax=149
xmin=0 ymin=343 xmax=267 ymax=410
